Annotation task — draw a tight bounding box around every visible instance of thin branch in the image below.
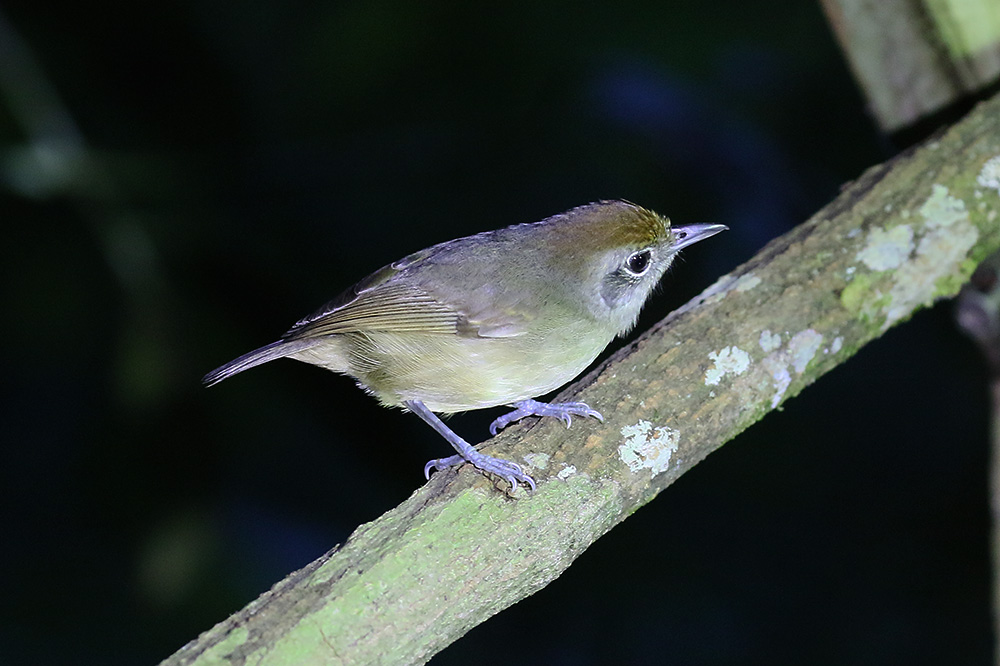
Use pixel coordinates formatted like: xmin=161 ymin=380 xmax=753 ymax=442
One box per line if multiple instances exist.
xmin=820 ymin=0 xmax=1000 ymax=131
xmin=957 ymin=253 xmax=1000 ymax=658
xmin=162 ymin=91 xmax=1000 ymax=666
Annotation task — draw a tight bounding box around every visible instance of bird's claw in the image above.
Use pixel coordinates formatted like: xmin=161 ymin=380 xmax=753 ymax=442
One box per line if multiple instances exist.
xmin=424 ymin=451 xmax=536 ymax=492
xmin=490 ymin=399 xmax=604 ymax=435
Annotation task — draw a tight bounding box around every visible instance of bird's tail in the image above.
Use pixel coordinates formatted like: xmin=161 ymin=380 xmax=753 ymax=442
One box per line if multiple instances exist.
xmin=202 ymin=339 xmax=318 ymax=387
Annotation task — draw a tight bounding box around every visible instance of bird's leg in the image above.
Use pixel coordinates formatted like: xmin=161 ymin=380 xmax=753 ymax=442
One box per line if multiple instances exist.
xmin=406 ymin=400 xmax=536 ymax=492
xmin=489 ymin=398 xmax=604 ymax=435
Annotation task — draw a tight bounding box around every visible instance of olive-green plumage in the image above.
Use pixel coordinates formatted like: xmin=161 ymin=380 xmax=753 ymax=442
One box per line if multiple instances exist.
xmin=204 ymin=200 xmax=726 ymax=489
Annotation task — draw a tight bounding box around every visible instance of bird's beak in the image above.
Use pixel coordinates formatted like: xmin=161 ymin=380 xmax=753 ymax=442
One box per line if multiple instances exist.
xmin=669 ymin=223 xmax=728 ymax=251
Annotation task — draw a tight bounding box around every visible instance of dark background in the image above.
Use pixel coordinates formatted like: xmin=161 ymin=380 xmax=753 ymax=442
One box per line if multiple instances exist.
xmin=0 ymin=1 xmax=991 ymax=664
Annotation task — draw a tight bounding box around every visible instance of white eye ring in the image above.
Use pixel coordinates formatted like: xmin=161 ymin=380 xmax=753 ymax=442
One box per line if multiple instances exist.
xmin=624 ymin=249 xmax=652 ymax=276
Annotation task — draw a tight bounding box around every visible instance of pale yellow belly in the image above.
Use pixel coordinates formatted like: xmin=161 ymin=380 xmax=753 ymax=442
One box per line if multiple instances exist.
xmin=318 ymin=329 xmax=611 ymax=413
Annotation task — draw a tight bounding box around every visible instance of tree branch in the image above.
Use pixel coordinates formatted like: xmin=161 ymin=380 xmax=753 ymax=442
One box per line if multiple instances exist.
xmin=820 ymin=0 xmax=1000 ymax=132
xmin=162 ymin=91 xmax=1000 ymax=666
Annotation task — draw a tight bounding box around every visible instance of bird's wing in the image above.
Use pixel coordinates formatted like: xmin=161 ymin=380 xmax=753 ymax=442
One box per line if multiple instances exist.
xmin=282 ymin=267 xmax=530 ymax=341
xmin=284 ymin=236 xmax=542 ymax=341
xmin=284 ymin=278 xmax=459 ymax=339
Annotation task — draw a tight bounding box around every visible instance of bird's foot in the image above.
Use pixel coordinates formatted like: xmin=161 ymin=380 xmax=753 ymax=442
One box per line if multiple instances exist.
xmin=424 ymin=451 xmax=536 ymax=492
xmin=489 ymin=398 xmax=604 ymax=436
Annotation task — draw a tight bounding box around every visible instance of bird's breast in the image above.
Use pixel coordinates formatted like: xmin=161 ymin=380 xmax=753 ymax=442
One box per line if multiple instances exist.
xmin=343 ymin=325 xmax=612 ymax=413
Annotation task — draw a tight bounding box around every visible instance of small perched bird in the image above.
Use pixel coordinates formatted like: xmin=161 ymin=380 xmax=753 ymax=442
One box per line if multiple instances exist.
xmin=204 ymin=200 xmax=726 ymax=491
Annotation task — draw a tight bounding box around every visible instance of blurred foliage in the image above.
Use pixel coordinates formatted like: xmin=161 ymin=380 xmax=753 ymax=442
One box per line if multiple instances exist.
xmin=0 ymin=1 xmax=990 ymax=664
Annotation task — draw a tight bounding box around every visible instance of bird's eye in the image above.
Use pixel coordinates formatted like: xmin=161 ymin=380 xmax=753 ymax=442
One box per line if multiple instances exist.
xmin=624 ymin=249 xmax=652 ymax=276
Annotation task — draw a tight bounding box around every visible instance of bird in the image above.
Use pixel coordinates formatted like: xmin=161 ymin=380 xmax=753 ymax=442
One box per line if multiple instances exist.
xmin=204 ymin=200 xmax=726 ymax=491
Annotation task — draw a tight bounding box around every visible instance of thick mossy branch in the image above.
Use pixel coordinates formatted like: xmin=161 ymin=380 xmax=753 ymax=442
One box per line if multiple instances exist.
xmin=163 ymin=93 xmax=1000 ymax=666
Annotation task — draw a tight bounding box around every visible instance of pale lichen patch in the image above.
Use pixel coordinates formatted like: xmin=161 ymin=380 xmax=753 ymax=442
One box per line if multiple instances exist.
xmin=618 ymin=421 xmax=679 ymax=476
xmin=856 ymin=225 xmax=914 ymax=271
xmin=759 ymin=330 xmax=781 ymax=353
xmin=831 ymin=336 xmax=843 ymax=354
xmin=757 ymin=329 xmax=821 ymax=408
xmin=761 ymin=357 xmax=792 ymax=409
xmin=788 ymin=330 xmax=823 ymax=374
xmin=884 ymin=184 xmax=978 ymax=326
xmin=556 ymin=465 xmax=577 ymax=480
xmin=921 ymin=183 xmax=970 ymax=227
xmin=845 ymin=185 xmax=979 ymax=330
xmin=522 ymin=452 xmax=550 ymax=470
xmin=705 ymin=346 xmax=752 ymax=386
xmin=977 ymin=155 xmax=1000 ymax=193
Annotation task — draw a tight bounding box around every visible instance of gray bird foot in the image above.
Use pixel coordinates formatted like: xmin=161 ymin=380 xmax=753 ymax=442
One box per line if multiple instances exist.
xmin=489 ymin=398 xmax=604 ymax=436
xmin=424 ymin=451 xmax=536 ymax=492
xmin=405 ymin=399 xmax=536 ymax=492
